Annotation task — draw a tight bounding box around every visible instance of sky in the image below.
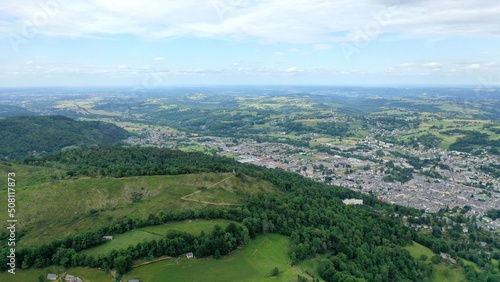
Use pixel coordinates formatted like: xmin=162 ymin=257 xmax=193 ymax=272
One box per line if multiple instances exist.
xmin=0 ymin=0 xmax=499 ymax=87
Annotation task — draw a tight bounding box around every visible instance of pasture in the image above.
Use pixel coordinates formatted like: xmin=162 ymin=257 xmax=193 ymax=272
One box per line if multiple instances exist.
xmin=82 ymin=219 xmax=236 ymax=257
xmin=11 ymin=172 xmax=274 ymax=246
xmin=123 ymin=234 xmax=296 ymax=282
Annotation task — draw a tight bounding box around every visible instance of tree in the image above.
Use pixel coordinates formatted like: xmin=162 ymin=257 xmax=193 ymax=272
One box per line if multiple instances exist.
xmin=271 ymin=267 xmax=280 ymax=277
xmin=431 ymin=255 xmax=441 ymax=264
xmin=213 ymin=250 xmax=221 ymax=259
xmin=114 ymin=255 xmax=132 ymax=275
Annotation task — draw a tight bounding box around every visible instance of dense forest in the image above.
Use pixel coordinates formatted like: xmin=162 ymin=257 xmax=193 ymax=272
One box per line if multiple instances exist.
xmin=0 ymin=116 xmax=130 ymax=160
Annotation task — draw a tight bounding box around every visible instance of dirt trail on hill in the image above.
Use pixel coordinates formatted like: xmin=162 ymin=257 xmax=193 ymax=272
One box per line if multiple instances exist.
xmin=180 ymin=175 xmax=240 ymax=206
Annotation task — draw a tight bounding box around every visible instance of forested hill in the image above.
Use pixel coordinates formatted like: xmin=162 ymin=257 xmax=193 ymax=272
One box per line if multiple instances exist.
xmin=18 ymin=146 xmax=434 ymax=281
xmin=0 ymin=115 xmax=130 ymax=160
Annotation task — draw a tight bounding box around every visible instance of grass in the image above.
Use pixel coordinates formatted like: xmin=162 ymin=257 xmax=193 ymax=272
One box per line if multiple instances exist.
xmin=405 ymin=241 xmax=466 ymax=282
xmin=123 ymin=234 xmax=296 ymax=282
xmin=0 ymin=266 xmax=112 ymax=282
xmin=83 ymin=229 xmax=164 ymax=257
xmin=296 ymin=256 xmax=327 ymax=281
xmin=188 ymin=188 xmax=241 ymax=204
xmin=0 ymin=162 xmax=66 ymax=187
xmin=83 ymin=219 xmax=236 ymax=257
xmin=9 ymin=171 xmax=275 ymax=246
xmin=404 ymin=241 xmax=435 ymax=259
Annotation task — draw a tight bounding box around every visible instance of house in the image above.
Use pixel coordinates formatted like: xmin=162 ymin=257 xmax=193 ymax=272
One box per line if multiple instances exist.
xmin=47 ymin=273 xmax=58 ymax=280
xmin=102 ymin=236 xmax=114 ymax=241
xmin=186 ymin=252 xmax=194 ymax=259
xmin=128 ymin=280 xmax=141 ymax=282
xmin=65 ymin=274 xmax=83 ymax=282
xmin=342 ymin=199 xmax=363 ymax=205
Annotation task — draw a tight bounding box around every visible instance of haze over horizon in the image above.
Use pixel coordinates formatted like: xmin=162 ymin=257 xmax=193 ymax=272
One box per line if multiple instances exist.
xmin=1 ymin=0 xmax=499 ymax=87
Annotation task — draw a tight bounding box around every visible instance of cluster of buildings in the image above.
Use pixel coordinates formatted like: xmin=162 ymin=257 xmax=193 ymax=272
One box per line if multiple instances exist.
xmin=126 ymin=127 xmax=500 ymax=229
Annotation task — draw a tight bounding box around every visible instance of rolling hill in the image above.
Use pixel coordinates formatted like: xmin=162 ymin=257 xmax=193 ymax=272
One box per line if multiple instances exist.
xmin=0 ymin=115 xmax=130 ymax=160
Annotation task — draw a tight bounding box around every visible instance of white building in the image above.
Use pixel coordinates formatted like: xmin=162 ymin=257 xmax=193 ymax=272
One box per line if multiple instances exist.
xmin=342 ymin=199 xmax=363 ymax=205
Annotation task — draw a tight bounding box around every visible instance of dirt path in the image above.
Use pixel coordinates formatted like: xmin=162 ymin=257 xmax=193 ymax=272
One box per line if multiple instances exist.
xmin=180 ymin=175 xmax=240 ymax=206
xmin=250 ymin=237 xmax=269 ymax=258
xmin=133 ymin=256 xmax=173 ymax=268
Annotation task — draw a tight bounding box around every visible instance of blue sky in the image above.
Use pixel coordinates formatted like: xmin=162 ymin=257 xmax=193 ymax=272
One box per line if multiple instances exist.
xmin=0 ymin=0 xmax=499 ymax=87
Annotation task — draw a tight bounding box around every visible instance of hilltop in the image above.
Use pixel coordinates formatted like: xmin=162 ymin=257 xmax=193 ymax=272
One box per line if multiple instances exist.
xmin=0 ymin=115 xmax=130 ymax=160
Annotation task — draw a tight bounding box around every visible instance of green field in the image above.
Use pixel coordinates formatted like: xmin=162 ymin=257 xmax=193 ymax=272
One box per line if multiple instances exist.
xmin=405 ymin=242 xmax=466 ymax=282
xmin=83 ymin=219 xmax=236 ymax=257
xmin=296 ymin=256 xmax=327 ymax=281
xmin=188 ymin=187 xmax=242 ymax=204
xmin=0 ymin=266 xmax=112 ymax=282
xmin=123 ymin=234 xmax=296 ymax=282
xmin=3 ymin=171 xmax=275 ymax=246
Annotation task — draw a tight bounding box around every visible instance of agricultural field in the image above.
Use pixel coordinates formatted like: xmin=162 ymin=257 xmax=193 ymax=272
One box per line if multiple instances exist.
xmin=83 ymin=219 xmax=236 ymax=257
xmin=123 ymin=234 xmax=295 ymax=282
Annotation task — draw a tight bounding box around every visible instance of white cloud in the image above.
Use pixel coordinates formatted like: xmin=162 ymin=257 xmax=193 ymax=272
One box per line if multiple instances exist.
xmin=154 ymin=57 xmax=166 ymax=61
xmin=399 ymin=63 xmax=416 ymax=67
xmin=1 ymin=0 xmax=499 ymax=43
xmin=465 ymin=63 xmax=481 ymax=70
xmin=314 ymin=44 xmax=332 ymax=50
xmin=286 ymin=66 xmax=299 ymax=73
xmin=423 ymin=62 xmax=441 ymax=69
xmin=272 ymin=52 xmax=285 ymax=57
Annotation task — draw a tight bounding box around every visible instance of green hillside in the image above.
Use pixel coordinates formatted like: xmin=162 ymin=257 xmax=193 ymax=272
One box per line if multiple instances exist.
xmin=1 ymin=171 xmax=274 ymax=246
xmin=1 ymin=147 xmax=498 ymax=281
xmin=124 ymin=234 xmax=294 ymax=282
xmin=0 ymin=115 xmax=130 ymax=160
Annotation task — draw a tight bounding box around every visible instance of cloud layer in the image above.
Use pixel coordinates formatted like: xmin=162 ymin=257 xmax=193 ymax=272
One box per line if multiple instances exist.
xmin=1 ymin=0 xmax=499 ymax=43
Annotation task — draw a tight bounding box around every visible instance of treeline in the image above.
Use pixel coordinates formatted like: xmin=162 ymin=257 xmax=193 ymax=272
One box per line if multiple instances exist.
xmin=486 ymin=209 xmax=500 ymax=220
xmin=0 ymin=115 xmax=130 ymax=160
xmin=0 ymin=206 xmax=246 ymax=273
xmin=24 ymin=147 xmax=237 ymax=178
xmin=233 ymin=164 xmax=432 ymax=281
xmin=367 ymin=116 xmax=421 ymax=131
xmin=276 ymin=120 xmax=353 ymax=137
xmin=449 ymin=130 xmax=500 ymax=155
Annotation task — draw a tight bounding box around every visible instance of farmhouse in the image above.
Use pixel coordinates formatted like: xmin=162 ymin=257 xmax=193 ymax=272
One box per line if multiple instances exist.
xmin=186 ymin=252 xmax=194 ymax=259
xmin=102 ymin=236 xmax=114 ymax=240
xmin=47 ymin=273 xmax=58 ymax=280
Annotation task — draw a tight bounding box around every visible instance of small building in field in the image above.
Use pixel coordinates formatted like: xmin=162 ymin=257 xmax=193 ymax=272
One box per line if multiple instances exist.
xmin=186 ymin=252 xmax=194 ymax=259
xmin=47 ymin=273 xmax=58 ymax=280
xmin=65 ymin=274 xmax=83 ymax=282
xmin=102 ymin=236 xmax=114 ymax=241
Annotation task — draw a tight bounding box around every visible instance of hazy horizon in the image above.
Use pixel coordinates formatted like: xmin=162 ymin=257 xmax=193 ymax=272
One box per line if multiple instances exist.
xmin=1 ymin=0 xmax=499 ymax=87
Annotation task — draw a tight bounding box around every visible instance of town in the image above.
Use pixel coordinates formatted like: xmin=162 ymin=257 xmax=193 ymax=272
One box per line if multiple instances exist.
xmin=127 ymin=126 xmax=500 ymax=232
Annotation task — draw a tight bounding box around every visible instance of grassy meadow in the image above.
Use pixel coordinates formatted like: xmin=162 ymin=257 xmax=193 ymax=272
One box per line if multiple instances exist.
xmin=405 ymin=241 xmax=468 ymax=282
xmin=82 ymin=219 xmax=236 ymax=257
xmin=123 ymin=233 xmax=296 ymax=282
xmin=1 ymin=168 xmax=275 ymax=246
